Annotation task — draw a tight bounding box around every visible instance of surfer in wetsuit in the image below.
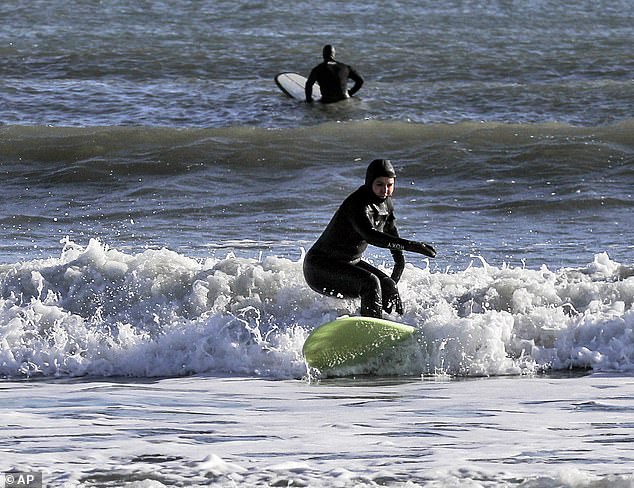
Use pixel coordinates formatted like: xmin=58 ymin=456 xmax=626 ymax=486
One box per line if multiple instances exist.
xmin=305 ymin=45 xmax=364 ymax=103
xmin=303 ymin=159 xmax=436 ymax=318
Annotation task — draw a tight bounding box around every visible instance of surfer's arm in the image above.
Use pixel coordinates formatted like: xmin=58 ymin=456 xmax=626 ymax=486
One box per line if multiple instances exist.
xmin=347 ymin=67 xmax=363 ymax=97
xmin=305 ymin=71 xmax=317 ymax=102
xmin=390 ymin=248 xmax=405 ymax=282
xmin=350 ymin=209 xmax=437 ymax=259
xmin=383 ymin=212 xmax=405 ymax=282
xmin=385 ymin=221 xmax=405 ymax=282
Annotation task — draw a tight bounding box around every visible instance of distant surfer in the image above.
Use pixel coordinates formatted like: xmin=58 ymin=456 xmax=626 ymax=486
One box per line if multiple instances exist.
xmin=305 ymin=45 xmax=364 ymax=103
xmin=303 ymin=159 xmax=436 ymax=318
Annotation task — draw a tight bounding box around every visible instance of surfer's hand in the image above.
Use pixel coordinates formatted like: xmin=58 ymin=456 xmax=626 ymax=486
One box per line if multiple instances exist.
xmin=383 ymin=279 xmax=404 ymax=315
xmin=412 ymin=241 xmax=436 ymax=258
xmin=384 ymin=290 xmax=403 ymax=315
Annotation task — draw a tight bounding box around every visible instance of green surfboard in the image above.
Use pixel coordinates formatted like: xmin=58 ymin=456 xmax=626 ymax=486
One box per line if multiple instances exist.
xmin=303 ymin=316 xmax=416 ymax=371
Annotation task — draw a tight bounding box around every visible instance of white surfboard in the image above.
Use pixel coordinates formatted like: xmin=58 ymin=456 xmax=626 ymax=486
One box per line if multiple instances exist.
xmin=274 ymin=72 xmax=321 ymax=101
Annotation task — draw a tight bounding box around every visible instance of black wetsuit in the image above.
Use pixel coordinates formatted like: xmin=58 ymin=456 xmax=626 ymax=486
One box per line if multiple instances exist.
xmin=304 ymin=185 xmax=421 ymax=317
xmin=305 ymin=61 xmax=364 ymax=103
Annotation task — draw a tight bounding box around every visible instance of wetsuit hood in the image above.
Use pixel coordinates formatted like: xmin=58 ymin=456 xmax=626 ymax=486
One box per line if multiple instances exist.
xmin=322 ymin=44 xmax=335 ymax=61
xmin=363 ymin=159 xmax=396 ymax=204
xmin=365 ymin=159 xmax=396 ymax=187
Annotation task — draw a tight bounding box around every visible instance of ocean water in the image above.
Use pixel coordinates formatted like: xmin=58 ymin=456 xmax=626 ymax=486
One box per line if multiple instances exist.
xmin=1 ymin=0 xmax=634 ymax=486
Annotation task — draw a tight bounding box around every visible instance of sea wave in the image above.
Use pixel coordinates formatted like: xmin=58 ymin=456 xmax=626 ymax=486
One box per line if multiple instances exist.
xmin=1 ymin=239 xmax=633 ymax=379
xmin=2 ymin=119 xmax=633 ymax=178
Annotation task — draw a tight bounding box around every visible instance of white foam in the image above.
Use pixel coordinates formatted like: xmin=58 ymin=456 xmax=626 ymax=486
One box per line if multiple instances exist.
xmin=1 ymin=374 xmax=633 ymax=487
xmin=1 ymin=240 xmax=633 ymax=378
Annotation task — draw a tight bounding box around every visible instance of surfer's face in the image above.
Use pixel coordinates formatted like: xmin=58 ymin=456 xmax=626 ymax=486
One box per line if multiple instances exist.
xmin=372 ymin=176 xmax=395 ymax=199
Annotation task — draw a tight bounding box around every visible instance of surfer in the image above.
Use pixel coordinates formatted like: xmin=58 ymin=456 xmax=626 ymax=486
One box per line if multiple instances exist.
xmin=305 ymin=45 xmax=364 ymax=103
xmin=303 ymin=159 xmax=436 ymax=318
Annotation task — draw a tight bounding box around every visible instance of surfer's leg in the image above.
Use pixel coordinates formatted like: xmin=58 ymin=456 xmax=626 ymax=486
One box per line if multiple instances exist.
xmin=303 ymin=255 xmax=383 ymax=317
xmin=358 ymin=280 xmax=382 ymax=318
xmin=356 ymin=261 xmax=395 ymax=306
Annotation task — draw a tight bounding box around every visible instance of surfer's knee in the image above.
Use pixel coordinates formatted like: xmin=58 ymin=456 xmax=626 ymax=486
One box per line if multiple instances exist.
xmin=359 ymin=272 xmax=381 ymax=294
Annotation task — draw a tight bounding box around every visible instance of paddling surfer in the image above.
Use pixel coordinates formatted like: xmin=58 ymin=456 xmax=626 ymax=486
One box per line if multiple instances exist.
xmin=303 ymin=159 xmax=436 ymax=318
xmin=305 ymin=45 xmax=364 ymax=103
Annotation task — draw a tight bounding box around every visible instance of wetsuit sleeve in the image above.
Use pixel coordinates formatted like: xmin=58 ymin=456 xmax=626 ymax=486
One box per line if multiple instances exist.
xmin=385 ymin=217 xmax=405 ymax=283
xmin=348 ymin=205 xmax=436 ymax=258
xmin=347 ymin=66 xmax=364 ymax=97
xmin=305 ymin=69 xmax=317 ymax=102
